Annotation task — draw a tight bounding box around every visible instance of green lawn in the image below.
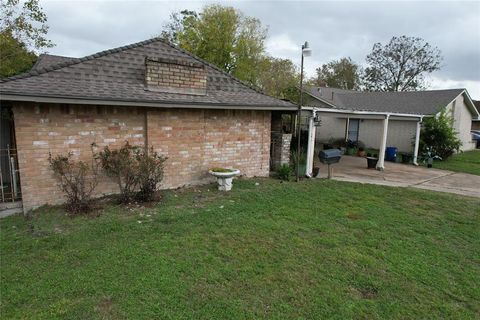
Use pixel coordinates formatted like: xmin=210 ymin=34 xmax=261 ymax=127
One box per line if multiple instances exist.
xmin=1 ymin=179 xmax=479 ymax=319
xmin=432 ymin=150 xmax=480 ymax=175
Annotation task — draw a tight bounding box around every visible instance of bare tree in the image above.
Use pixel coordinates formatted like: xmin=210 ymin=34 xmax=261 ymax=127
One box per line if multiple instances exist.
xmin=363 ymin=36 xmax=442 ymax=91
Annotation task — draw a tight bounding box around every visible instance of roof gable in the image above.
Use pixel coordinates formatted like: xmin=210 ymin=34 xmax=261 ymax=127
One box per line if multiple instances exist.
xmin=0 ymin=38 xmax=295 ymax=110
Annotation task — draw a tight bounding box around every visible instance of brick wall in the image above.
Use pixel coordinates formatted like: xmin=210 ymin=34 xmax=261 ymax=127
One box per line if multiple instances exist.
xmin=147 ymin=109 xmax=271 ymax=188
xmin=271 ymin=133 xmax=292 ymax=170
xmin=145 ymin=57 xmax=207 ymax=95
xmin=12 ymin=103 xmax=270 ymax=212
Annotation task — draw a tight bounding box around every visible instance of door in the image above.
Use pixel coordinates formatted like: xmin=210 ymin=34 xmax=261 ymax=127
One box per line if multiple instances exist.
xmin=347 ymin=119 xmax=360 ymax=142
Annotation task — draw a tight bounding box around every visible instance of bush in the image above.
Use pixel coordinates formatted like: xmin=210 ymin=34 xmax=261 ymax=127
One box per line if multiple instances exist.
xmin=328 ymin=138 xmax=347 ymax=149
xmin=346 ymin=139 xmax=357 ymax=149
xmin=48 ymin=149 xmax=99 ymax=214
xmin=290 ymin=150 xmax=307 ymax=177
xmin=277 ymin=164 xmax=292 ymax=181
xmin=136 ymin=147 xmax=167 ymax=202
xmin=419 ymin=109 xmax=461 ymax=159
xmin=96 ymin=142 xmax=167 ymax=203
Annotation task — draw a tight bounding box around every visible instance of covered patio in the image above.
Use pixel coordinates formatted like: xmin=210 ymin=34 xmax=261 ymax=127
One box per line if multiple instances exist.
xmin=315 ymin=155 xmax=480 ymax=198
xmin=303 ymin=106 xmax=424 ymax=176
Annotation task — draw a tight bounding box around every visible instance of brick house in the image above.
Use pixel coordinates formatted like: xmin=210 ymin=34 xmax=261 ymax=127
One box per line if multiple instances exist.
xmin=0 ymin=38 xmax=296 ymax=213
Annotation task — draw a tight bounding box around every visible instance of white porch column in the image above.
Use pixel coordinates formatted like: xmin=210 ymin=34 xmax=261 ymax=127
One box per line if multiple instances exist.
xmin=376 ymin=114 xmax=390 ymax=171
xmin=306 ymin=110 xmax=317 ymax=177
xmin=413 ymin=119 xmax=422 ymax=165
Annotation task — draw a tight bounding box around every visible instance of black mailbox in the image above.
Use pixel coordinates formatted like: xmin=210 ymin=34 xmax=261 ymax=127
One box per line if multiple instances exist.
xmin=319 ymin=149 xmax=342 ymax=165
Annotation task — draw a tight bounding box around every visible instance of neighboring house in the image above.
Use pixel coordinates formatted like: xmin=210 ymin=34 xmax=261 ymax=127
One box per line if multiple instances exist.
xmin=304 ymin=87 xmax=479 ymax=153
xmin=0 ymin=37 xmax=296 ymax=213
xmin=472 ymin=100 xmax=480 ymax=131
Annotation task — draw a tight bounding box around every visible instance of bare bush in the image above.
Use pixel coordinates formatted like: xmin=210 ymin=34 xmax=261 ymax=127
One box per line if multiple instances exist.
xmin=48 ymin=147 xmax=99 ymax=214
xmin=96 ymin=142 xmax=167 ymax=203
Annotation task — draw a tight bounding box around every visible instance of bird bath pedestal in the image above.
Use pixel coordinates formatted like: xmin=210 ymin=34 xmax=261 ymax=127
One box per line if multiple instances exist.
xmin=208 ymin=169 xmax=240 ymax=191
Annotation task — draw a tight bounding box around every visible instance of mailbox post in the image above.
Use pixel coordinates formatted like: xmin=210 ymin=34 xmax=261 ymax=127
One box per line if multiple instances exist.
xmin=319 ymin=149 xmax=342 ymax=179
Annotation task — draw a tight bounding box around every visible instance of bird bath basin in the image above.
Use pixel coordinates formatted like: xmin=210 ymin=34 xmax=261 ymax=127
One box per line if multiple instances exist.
xmin=208 ymin=168 xmax=240 ymax=191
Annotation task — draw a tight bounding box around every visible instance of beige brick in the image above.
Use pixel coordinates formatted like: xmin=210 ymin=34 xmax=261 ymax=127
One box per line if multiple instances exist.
xmin=13 ymin=104 xmax=271 ymax=212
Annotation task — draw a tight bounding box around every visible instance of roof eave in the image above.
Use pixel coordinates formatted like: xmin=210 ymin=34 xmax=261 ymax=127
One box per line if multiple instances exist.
xmin=461 ymin=90 xmax=480 ymax=118
xmin=0 ymin=93 xmax=297 ymax=111
xmin=302 ymin=106 xmax=424 ymax=119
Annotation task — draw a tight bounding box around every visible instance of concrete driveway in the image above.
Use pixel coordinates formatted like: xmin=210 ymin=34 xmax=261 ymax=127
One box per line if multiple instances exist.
xmin=316 ymin=156 xmax=480 ymax=198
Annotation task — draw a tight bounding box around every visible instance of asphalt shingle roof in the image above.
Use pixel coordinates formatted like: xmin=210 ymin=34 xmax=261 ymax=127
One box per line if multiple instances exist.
xmin=30 ymin=54 xmax=78 ymax=71
xmin=0 ymin=38 xmax=295 ymax=110
xmin=305 ymin=86 xmax=466 ymax=115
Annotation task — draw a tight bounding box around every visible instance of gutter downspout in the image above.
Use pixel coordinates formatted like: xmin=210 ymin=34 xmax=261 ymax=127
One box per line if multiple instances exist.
xmin=305 ymin=109 xmax=317 ymax=178
xmin=413 ymin=116 xmax=423 ymax=165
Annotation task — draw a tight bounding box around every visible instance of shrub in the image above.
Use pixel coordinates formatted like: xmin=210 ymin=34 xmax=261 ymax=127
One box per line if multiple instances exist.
xmin=290 ymin=150 xmax=307 ymax=177
xmin=96 ymin=142 xmax=167 ymax=203
xmin=346 ymin=139 xmax=357 ymax=149
xmin=136 ymin=147 xmax=167 ymax=202
xmin=48 ymin=148 xmax=99 ymax=214
xmin=329 ymin=138 xmax=347 ymax=149
xmin=419 ymin=109 xmax=461 ymax=159
xmin=277 ymin=164 xmax=292 ymax=181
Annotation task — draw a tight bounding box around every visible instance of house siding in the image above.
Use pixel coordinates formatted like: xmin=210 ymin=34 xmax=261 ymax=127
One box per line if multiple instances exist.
xmin=359 ymin=119 xmax=417 ymax=153
xmin=444 ymin=94 xmax=475 ymax=151
xmin=13 ymin=103 xmax=270 ymax=212
xmin=315 ymin=116 xmax=417 ymax=153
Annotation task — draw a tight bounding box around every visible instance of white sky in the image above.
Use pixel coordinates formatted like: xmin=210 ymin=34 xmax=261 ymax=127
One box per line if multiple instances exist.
xmin=41 ymin=0 xmax=480 ymax=99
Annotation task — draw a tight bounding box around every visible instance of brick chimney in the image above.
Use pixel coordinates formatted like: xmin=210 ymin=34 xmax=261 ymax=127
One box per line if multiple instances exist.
xmin=145 ymin=57 xmax=207 ymax=95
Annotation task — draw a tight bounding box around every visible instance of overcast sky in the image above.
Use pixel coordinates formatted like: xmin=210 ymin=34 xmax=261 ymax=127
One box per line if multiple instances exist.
xmin=41 ymin=0 xmax=480 ymax=98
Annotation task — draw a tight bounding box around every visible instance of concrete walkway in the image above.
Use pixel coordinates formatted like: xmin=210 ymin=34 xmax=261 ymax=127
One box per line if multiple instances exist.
xmin=316 ymin=156 xmax=480 ymax=198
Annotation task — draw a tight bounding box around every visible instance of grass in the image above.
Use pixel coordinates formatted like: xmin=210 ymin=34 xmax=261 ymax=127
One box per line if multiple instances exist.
xmin=1 ymin=179 xmax=479 ymax=319
xmin=431 ymin=150 xmax=480 ymax=175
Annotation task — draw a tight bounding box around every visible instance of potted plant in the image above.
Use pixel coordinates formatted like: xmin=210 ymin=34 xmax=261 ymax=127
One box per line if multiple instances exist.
xmin=400 ymin=153 xmax=413 ymax=164
xmin=346 ymin=139 xmax=357 ymax=155
xmin=356 ymin=141 xmax=366 ymax=157
xmin=208 ymin=168 xmax=240 ymax=191
xmin=357 ymin=147 xmax=366 ymax=157
xmin=366 ymin=154 xmax=378 ymax=169
xmin=422 ymin=147 xmax=442 ymax=168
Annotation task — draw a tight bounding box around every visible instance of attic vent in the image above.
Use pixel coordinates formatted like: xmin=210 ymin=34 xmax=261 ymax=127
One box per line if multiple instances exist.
xmin=145 ymin=57 xmax=207 ymax=95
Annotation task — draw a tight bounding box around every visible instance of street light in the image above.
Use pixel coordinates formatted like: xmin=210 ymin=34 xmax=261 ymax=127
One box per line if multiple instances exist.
xmin=296 ymin=41 xmax=311 ymax=182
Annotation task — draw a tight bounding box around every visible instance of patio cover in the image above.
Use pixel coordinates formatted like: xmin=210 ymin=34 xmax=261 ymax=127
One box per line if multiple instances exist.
xmin=302 ymin=106 xmax=424 ymax=175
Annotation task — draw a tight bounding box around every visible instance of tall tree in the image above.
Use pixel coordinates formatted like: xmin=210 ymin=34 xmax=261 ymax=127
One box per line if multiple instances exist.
xmin=257 ymin=57 xmax=299 ymax=102
xmin=363 ymin=36 xmax=442 ymax=91
xmin=161 ymin=4 xmax=267 ymax=85
xmin=0 ymin=30 xmax=37 ymax=77
xmin=313 ymin=57 xmax=360 ymax=89
xmin=0 ymin=0 xmax=54 ymax=77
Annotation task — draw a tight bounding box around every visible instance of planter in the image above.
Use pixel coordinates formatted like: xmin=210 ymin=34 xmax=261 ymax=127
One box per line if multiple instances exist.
xmin=400 ymin=153 xmax=413 ymax=164
xmin=427 ymin=158 xmax=433 ymax=168
xmin=208 ymin=168 xmax=240 ymax=191
xmin=366 ymin=157 xmax=378 ymax=169
xmin=357 ymin=150 xmax=366 ymax=157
